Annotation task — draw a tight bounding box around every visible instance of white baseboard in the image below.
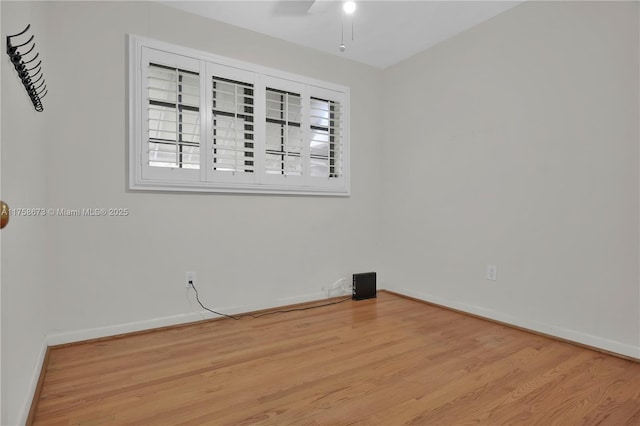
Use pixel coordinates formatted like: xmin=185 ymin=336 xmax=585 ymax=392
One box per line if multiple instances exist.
xmin=16 ymin=337 xmax=48 ymax=426
xmin=386 ymin=285 xmax=640 ymax=360
xmin=44 ymin=285 xmax=640 ymax=355
xmin=47 ymin=291 xmax=327 ymax=346
xmin=46 ymin=311 xmax=207 ymax=346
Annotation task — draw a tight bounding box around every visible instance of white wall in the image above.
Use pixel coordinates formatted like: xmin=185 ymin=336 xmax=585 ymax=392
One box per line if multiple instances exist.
xmin=2 ymin=1 xmax=384 ymax=422
xmin=42 ymin=1 xmax=384 ymax=339
xmin=3 ymin=0 xmax=639 ymax=423
xmin=381 ymin=0 xmax=639 ymax=357
xmin=1 ymin=2 xmax=50 ymax=425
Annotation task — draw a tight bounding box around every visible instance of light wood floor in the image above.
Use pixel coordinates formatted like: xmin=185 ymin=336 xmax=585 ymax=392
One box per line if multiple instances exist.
xmin=32 ymin=292 xmax=640 ymax=425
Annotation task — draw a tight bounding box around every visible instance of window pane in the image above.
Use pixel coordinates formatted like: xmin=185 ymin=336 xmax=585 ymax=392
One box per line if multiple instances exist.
xmin=266 ymin=87 xmax=303 ymax=176
xmin=287 ymin=95 xmax=302 ymax=123
xmin=179 ymin=72 xmax=200 ymax=107
xmin=181 ymin=109 xmax=200 ymax=144
xmin=149 ymin=106 xmax=176 ymax=141
xmin=265 ymin=153 xmax=282 ymax=175
xmin=287 ymin=127 xmax=302 ymax=152
xmin=148 ymin=67 xmax=176 ymax=104
xmin=212 ymin=76 xmax=254 ymax=173
xmin=266 ymin=122 xmax=282 ymax=151
xmin=181 ymin=145 xmax=200 ymax=169
xmin=149 ymin=142 xmax=177 ymax=168
xmin=266 ymin=92 xmax=284 ymax=120
xmin=310 ymin=98 xmax=330 ymax=127
xmin=310 ymin=97 xmax=341 ymax=178
xmin=310 ymin=130 xmax=329 ymax=157
xmin=286 ymin=155 xmax=302 ymax=175
xmin=147 ymin=63 xmax=200 ymax=169
xmin=310 ymin=157 xmax=329 ymax=178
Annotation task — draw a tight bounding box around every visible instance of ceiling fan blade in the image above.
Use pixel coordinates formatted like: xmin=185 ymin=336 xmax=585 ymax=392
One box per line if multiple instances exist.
xmin=272 ymin=0 xmax=317 ymax=16
xmin=307 ymin=0 xmax=334 ymax=15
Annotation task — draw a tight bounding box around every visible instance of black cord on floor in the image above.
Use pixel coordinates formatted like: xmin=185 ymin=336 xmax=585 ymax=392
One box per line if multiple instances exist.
xmin=190 ymin=282 xmax=241 ymax=320
xmin=189 ymin=281 xmax=352 ymax=320
xmin=246 ymin=296 xmax=352 ymax=318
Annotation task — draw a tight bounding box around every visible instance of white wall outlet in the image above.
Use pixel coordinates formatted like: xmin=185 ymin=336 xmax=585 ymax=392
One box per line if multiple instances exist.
xmin=486 ymin=264 xmax=497 ymax=281
xmin=186 ymin=271 xmax=196 ymax=288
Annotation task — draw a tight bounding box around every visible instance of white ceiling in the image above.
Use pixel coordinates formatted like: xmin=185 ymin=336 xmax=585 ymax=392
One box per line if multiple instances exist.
xmin=160 ymin=1 xmax=523 ymax=69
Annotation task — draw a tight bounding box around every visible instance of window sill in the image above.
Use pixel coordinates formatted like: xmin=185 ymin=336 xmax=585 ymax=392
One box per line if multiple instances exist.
xmin=129 ymin=179 xmax=350 ymax=197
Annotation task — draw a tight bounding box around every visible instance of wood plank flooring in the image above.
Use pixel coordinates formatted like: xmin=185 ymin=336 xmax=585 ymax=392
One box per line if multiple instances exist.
xmin=32 ymin=292 xmax=640 ymax=425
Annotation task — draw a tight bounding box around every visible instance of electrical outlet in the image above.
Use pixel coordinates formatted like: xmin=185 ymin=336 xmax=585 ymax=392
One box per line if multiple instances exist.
xmin=486 ymin=264 xmax=497 ymax=281
xmin=186 ymin=271 xmax=196 ymax=288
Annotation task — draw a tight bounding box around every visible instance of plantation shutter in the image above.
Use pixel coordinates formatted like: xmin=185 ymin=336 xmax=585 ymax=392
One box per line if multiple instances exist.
xmin=207 ymin=63 xmax=257 ymax=184
xmin=140 ymin=48 xmax=202 ymax=182
xmin=147 ymin=64 xmax=200 ymax=169
xmin=262 ymin=76 xmax=306 ymax=186
xmin=308 ymin=86 xmax=346 ymax=189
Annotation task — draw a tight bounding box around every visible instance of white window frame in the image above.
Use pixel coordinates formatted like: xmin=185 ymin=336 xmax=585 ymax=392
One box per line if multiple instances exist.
xmin=128 ymin=35 xmax=350 ymax=196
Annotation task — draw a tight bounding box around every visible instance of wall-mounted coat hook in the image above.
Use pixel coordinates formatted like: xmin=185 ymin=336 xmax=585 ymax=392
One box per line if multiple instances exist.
xmin=7 ymin=24 xmax=31 ymax=39
xmin=6 ymin=24 xmax=47 ymax=112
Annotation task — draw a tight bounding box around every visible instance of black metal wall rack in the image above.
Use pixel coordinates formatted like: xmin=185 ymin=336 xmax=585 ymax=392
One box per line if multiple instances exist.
xmin=6 ymin=24 xmax=47 ymax=112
